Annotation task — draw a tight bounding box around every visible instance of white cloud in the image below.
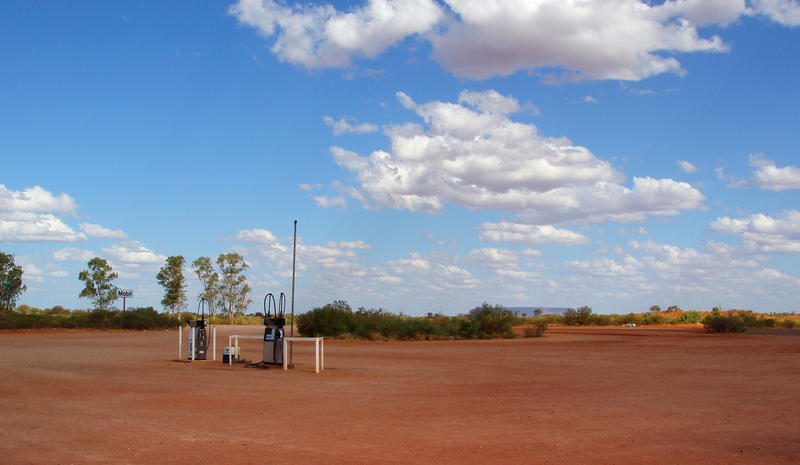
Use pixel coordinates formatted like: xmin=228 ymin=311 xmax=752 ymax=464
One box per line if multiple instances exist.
xmin=436 ymin=264 xmax=479 ymax=289
xmin=654 ymin=0 xmax=750 ymax=27
xmin=479 ymin=222 xmax=591 ymax=246
xmin=299 ymin=183 xmax=322 ymax=192
xmin=452 ymin=1 xmax=725 ymax=80
xmin=312 ymin=195 xmax=347 ymax=209
xmin=495 ymin=268 xmax=541 ymax=282
xmin=54 ymin=247 xmax=95 ymax=263
xmin=0 ymin=212 xmax=86 ymax=242
xmin=752 ymin=0 xmax=800 ymax=26
xmin=748 ymin=153 xmax=800 ymax=191
xmin=18 ymin=261 xmax=45 ymax=283
xmin=235 ymin=228 xmax=281 ymax=244
xmin=229 ymin=0 xmax=444 ymax=68
xmin=566 ymin=256 xmax=642 ymax=278
xmin=80 ymin=222 xmax=128 ymax=239
xmin=615 ymin=239 xmax=800 ymax=305
xmin=0 ymin=185 xmax=78 ymax=213
xmin=677 ymin=160 xmax=697 ymax=173
xmin=102 ymin=242 xmax=166 ymax=264
xmin=389 ymin=252 xmax=431 ymax=271
xmin=583 ymin=95 xmax=598 ymax=104
xmin=331 ymin=90 xmax=705 ymax=224
xmin=331 ymin=91 xmax=704 ymax=224
xmin=332 ymin=91 xmax=704 ymax=224
xmin=323 ymin=116 xmax=378 ymax=135
xmin=467 ymin=247 xmax=520 ymax=269
xmin=227 ymin=0 xmax=791 ymax=82
xmin=710 ymin=210 xmax=800 ymax=253
xmin=337 ymin=240 xmax=371 ymax=250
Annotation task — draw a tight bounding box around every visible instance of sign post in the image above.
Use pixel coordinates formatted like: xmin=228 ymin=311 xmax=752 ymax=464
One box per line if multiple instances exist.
xmin=117 ymin=289 xmax=134 ymax=310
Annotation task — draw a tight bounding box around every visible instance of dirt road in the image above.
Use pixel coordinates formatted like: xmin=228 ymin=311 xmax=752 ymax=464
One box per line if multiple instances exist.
xmin=1 ymin=326 xmax=797 ymax=464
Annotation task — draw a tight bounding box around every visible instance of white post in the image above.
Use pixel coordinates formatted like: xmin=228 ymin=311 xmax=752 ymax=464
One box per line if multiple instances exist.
xmin=283 ymin=338 xmax=288 ymax=371
xmin=212 ymin=326 xmax=217 ymax=361
xmin=228 ymin=335 xmax=232 ymax=366
xmin=321 ymin=338 xmax=324 ymax=371
xmin=315 ymin=338 xmax=319 ymax=374
xmin=190 ymin=327 xmax=195 ymax=361
xmin=178 ymin=326 xmax=182 ymax=360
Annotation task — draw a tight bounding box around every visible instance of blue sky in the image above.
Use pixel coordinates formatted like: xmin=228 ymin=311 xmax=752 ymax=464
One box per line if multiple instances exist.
xmin=2 ymin=0 xmax=799 ymax=315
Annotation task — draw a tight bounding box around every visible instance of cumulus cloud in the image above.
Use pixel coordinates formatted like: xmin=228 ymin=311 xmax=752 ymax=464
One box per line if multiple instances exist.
xmin=229 ymin=0 xmax=444 ymax=68
xmin=312 ymin=195 xmax=347 ymax=209
xmin=748 ymin=153 xmax=800 ymax=191
xmin=479 ymin=222 xmax=590 ymax=246
xmin=102 ymin=242 xmax=166 ymax=264
xmin=228 ymin=0 xmax=800 ymax=82
xmin=677 ymin=160 xmax=697 ymax=173
xmin=710 ymin=210 xmax=800 ymax=253
xmin=0 ymin=185 xmax=77 ymax=213
xmin=467 ymin=247 xmax=521 ymax=269
xmin=753 ymin=0 xmax=800 ymax=25
xmin=80 ymin=222 xmax=128 ymax=239
xmin=432 ymin=0 xmax=731 ymax=81
xmin=332 ymin=90 xmax=704 ymax=224
xmin=566 ymin=256 xmax=642 ymax=278
xmin=0 ymin=212 xmax=86 ymax=242
xmin=0 ymin=185 xmax=85 ymax=242
xmin=54 ymin=247 xmax=95 ymax=262
xmin=235 ymin=228 xmax=281 ymax=244
xmin=323 ymin=116 xmax=378 ymax=135
xmin=436 ymin=264 xmax=479 ymax=289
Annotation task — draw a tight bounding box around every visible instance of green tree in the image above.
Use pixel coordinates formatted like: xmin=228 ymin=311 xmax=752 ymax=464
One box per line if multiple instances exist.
xmin=78 ymin=257 xmax=119 ymax=311
xmin=534 ymin=308 xmax=543 ymax=317
xmin=564 ymin=306 xmax=593 ymax=325
xmin=192 ymin=256 xmax=219 ymax=318
xmin=216 ymin=253 xmax=252 ymax=320
xmin=649 ymin=305 xmax=662 ymax=312
xmin=0 ymin=252 xmax=27 ymax=314
xmin=156 ymin=255 xmax=187 ymax=315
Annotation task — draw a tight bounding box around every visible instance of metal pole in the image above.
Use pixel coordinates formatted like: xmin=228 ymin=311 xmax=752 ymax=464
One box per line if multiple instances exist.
xmin=290 ymin=219 xmax=297 ymax=368
xmin=178 ymin=325 xmax=182 ymax=360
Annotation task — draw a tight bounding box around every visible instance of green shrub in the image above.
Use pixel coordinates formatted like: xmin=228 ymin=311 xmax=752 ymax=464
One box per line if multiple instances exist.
xmin=523 ymin=321 xmax=548 ymax=337
xmin=676 ymin=310 xmax=703 ymax=324
xmin=296 ymin=300 xmax=354 ymax=337
xmin=641 ymin=312 xmax=667 ymax=325
xmin=0 ymin=307 xmax=180 ymax=330
xmin=702 ymin=311 xmax=747 ymax=333
xmin=467 ymin=302 xmax=515 ymax=338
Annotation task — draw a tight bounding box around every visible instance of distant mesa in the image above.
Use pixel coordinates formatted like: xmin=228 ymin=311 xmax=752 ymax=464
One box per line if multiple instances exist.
xmin=507 ymin=307 xmax=569 ymax=316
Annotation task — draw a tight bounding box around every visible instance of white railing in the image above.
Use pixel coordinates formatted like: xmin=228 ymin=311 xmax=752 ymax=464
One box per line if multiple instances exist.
xmin=227 ymin=334 xmax=263 ymax=365
xmin=283 ymin=337 xmax=324 ymax=373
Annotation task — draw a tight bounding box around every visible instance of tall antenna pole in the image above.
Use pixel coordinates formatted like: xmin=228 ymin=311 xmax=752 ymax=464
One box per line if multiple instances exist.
xmin=289 ymin=219 xmax=297 ymax=368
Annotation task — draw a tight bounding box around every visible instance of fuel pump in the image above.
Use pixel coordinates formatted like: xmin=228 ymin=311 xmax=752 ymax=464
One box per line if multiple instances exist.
xmin=188 ymin=298 xmax=210 ymax=360
xmin=262 ymin=292 xmax=286 ymax=365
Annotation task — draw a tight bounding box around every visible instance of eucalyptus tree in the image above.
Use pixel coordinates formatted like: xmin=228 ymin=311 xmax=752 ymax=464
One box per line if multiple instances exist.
xmin=192 ymin=256 xmax=219 ymax=318
xmin=156 ymin=255 xmax=187 ymax=315
xmin=0 ymin=251 xmax=27 ymax=314
xmin=216 ymin=253 xmax=252 ymax=321
xmin=78 ymin=257 xmax=119 ymax=311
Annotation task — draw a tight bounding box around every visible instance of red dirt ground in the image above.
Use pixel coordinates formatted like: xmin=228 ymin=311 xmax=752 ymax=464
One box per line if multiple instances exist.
xmin=1 ymin=326 xmax=798 ymax=464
